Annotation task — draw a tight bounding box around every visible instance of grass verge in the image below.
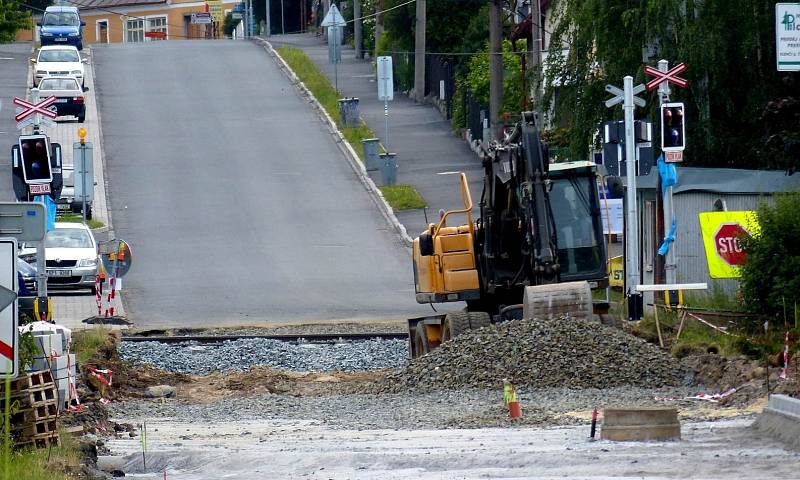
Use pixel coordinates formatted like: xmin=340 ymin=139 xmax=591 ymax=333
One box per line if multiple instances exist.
xmin=380 ymin=184 xmax=427 ymax=210
xmin=57 ymin=214 xmax=104 ymax=230
xmin=277 ymin=45 xmax=375 ymax=161
xmin=72 ymin=327 xmax=110 ymax=364
xmin=275 ymin=44 xmax=426 ymax=213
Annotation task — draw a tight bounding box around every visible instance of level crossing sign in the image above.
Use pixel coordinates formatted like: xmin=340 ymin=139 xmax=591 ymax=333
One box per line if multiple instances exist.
xmin=644 ymin=63 xmax=688 ymax=91
xmin=14 ymin=96 xmax=57 ymax=123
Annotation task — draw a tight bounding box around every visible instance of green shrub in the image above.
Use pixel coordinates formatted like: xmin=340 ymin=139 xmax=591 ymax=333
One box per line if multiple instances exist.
xmin=740 ymin=193 xmax=800 ymax=330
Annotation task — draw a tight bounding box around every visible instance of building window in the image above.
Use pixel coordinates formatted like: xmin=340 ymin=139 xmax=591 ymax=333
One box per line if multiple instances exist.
xmin=147 ymin=16 xmax=167 ymax=40
xmin=96 ymin=20 xmax=109 ymax=44
xmin=126 ymin=19 xmax=144 ymax=43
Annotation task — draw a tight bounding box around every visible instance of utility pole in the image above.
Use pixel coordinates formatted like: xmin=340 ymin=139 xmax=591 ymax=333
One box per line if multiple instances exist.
xmin=530 ymin=0 xmax=541 ymax=113
xmin=354 ymin=0 xmax=362 ymax=58
xmin=280 ymin=0 xmax=285 ymax=35
xmin=413 ymin=0 xmax=426 ymax=102
xmin=374 ymin=0 xmax=384 ymax=59
xmin=489 ymin=0 xmax=504 ymax=141
xmin=266 ymin=0 xmax=271 ymax=36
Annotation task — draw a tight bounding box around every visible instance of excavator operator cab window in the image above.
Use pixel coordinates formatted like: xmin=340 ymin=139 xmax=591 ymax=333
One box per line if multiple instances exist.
xmin=549 ymin=175 xmax=603 ymax=278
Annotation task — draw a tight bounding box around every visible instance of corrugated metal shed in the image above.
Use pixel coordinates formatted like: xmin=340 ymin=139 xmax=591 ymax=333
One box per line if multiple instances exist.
xmin=633 ymin=167 xmax=800 ymax=294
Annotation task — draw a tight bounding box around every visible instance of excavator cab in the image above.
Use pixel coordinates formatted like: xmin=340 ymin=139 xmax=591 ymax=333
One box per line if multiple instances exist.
xmin=547 ymin=161 xmax=608 ymax=285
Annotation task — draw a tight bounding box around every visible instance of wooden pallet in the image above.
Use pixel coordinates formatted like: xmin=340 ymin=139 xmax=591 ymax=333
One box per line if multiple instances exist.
xmin=7 ymin=385 xmax=58 ymax=409
xmin=10 ymin=403 xmax=59 ymax=424
xmin=8 ymin=370 xmax=54 ymax=392
xmin=13 ymin=418 xmax=57 ymax=437
xmin=15 ymin=433 xmax=60 ymax=449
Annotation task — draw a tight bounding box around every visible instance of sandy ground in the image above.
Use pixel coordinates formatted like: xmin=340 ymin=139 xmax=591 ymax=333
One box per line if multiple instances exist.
xmin=101 ymin=417 xmax=799 ymax=479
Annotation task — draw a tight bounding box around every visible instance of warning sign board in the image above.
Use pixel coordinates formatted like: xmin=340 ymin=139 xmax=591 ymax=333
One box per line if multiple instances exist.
xmin=207 ymin=0 xmax=224 ymax=23
xmin=0 ymin=238 xmax=18 ymax=378
xmin=698 ymin=211 xmax=759 ymax=279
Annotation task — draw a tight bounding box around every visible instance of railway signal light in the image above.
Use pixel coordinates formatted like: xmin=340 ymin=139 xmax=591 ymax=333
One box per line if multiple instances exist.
xmin=660 ymin=103 xmax=686 ymax=152
xmin=18 ymin=134 xmax=53 ymax=183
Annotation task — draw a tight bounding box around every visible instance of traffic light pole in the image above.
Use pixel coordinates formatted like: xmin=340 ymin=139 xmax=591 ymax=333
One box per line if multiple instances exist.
xmin=29 ymin=88 xmax=49 ymax=320
xmin=657 ymin=59 xmax=677 ymax=285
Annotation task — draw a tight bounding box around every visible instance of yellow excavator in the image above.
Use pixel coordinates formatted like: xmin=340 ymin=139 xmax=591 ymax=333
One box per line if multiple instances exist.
xmin=409 ymin=112 xmax=610 ymax=357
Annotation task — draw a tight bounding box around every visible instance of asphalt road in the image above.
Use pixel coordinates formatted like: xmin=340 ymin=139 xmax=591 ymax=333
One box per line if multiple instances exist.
xmin=92 ymin=40 xmax=432 ymax=328
xmin=0 ymin=43 xmax=32 ymax=202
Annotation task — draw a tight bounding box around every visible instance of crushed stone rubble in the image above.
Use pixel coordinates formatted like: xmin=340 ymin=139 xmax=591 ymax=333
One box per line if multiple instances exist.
xmin=110 ymin=385 xmax=701 ymax=430
xmin=364 ymin=317 xmax=692 ymax=393
xmin=118 ymin=338 xmax=408 ymax=375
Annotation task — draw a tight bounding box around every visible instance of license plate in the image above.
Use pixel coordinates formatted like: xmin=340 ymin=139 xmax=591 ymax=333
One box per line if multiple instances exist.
xmin=47 ymin=269 xmax=72 ymax=277
xmin=56 ymin=98 xmax=68 ymax=103
xmin=29 ymin=184 xmax=51 ymax=194
xmin=55 ymin=38 xmax=67 ymax=42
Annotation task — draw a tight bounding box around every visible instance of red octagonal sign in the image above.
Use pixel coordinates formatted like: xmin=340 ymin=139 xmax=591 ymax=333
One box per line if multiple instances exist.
xmin=714 ymin=223 xmax=751 ymax=266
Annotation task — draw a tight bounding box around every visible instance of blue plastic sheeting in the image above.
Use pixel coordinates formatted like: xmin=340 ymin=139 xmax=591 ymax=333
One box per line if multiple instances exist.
xmin=657 ymin=155 xmax=679 ymax=256
xmin=33 ymin=195 xmax=56 ymax=231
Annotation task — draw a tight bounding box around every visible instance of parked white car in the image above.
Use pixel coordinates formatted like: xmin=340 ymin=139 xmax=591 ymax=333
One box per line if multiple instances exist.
xmin=32 ymin=45 xmax=85 ymax=88
xmin=19 ymin=222 xmax=99 ymax=294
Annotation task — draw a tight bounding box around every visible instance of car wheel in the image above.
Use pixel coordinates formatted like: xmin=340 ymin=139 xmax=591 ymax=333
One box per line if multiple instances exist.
xmin=77 ymin=113 xmax=85 ymax=123
xmin=86 ymin=206 xmax=93 ymax=220
xmin=90 ymin=285 xmax=97 ymax=295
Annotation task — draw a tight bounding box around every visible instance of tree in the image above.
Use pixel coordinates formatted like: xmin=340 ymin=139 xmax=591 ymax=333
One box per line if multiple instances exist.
xmin=740 ymin=193 xmax=800 ymax=326
xmin=0 ymin=0 xmax=31 ymax=43
xmin=541 ymin=0 xmax=798 ymax=170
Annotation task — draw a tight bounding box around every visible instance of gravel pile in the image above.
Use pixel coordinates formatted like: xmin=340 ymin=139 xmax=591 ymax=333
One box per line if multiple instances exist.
xmin=119 ymin=338 xmax=407 ymax=375
xmin=365 ymin=317 xmax=691 ymax=393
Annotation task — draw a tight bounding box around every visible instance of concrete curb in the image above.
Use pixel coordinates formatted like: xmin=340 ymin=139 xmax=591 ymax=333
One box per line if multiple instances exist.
xmin=753 ymin=394 xmax=800 ymax=450
xmin=253 ymin=37 xmax=413 ymax=246
xmin=84 ymin=48 xmax=113 ymax=236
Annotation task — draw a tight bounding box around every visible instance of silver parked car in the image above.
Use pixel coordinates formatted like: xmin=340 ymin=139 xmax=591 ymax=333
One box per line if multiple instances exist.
xmin=19 ymin=222 xmax=99 ymax=294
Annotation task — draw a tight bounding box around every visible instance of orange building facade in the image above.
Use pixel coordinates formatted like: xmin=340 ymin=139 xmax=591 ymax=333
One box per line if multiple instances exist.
xmin=18 ymin=0 xmax=240 ymax=45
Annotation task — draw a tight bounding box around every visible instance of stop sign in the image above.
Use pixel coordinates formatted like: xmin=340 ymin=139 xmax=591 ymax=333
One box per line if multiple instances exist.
xmin=713 ymin=223 xmax=751 ymax=266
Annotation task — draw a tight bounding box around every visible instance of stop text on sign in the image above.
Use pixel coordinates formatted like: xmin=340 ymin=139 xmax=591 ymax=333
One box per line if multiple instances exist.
xmin=714 ymin=222 xmax=750 ymax=266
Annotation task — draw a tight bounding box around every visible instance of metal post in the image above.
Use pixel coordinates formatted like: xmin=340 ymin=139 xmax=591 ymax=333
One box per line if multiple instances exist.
xmin=354 ymin=0 xmax=362 ymax=58
xmin=27 ymin=87 xmax=49 ymax=320
xmin=384 ymin=99 xmax=389 ymax=151
xmin=266 ymin=0 xmax=271 ymax=36
xmin=623 ymin=76 xmax=640 ymax=308
xmin=333 ymin=25 xmax=339 ymax=93
xmin=413 ymin=0 xmax=426 ymax=102
xmin=81 ymin=144 xmax=87 ymax=223
xmin=658 ymin=59 xmax=677 ymax=285
xmin=530 ymin=0 xmax=541 ymax=113
xmin=280 ymin=0 xmax=285 ymax=35
xmin=489 ymin=0 xmax=503 ymax=141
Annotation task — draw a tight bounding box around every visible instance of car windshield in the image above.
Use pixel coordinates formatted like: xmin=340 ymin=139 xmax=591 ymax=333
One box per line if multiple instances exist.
xmin=39 ymin=78 xmax=80 ymax=91
xmin=38 ymin=50 xmax=80 ymax=63
xmin=42 ymin=12 xmax=80 ymax=27
xmin=45 ymin=228 xmax=93 ymax=249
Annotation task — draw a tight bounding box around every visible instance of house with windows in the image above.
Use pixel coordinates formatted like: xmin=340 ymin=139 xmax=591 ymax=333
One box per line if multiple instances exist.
xmin=19 ymin=0 xmax=240 ymax=44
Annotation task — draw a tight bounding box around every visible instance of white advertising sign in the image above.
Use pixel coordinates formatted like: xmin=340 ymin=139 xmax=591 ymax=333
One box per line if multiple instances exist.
xmin=776 ymin=3 xmax=800 ymax=71
xmin=600 ymin=198 xmax=624 ymax=235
